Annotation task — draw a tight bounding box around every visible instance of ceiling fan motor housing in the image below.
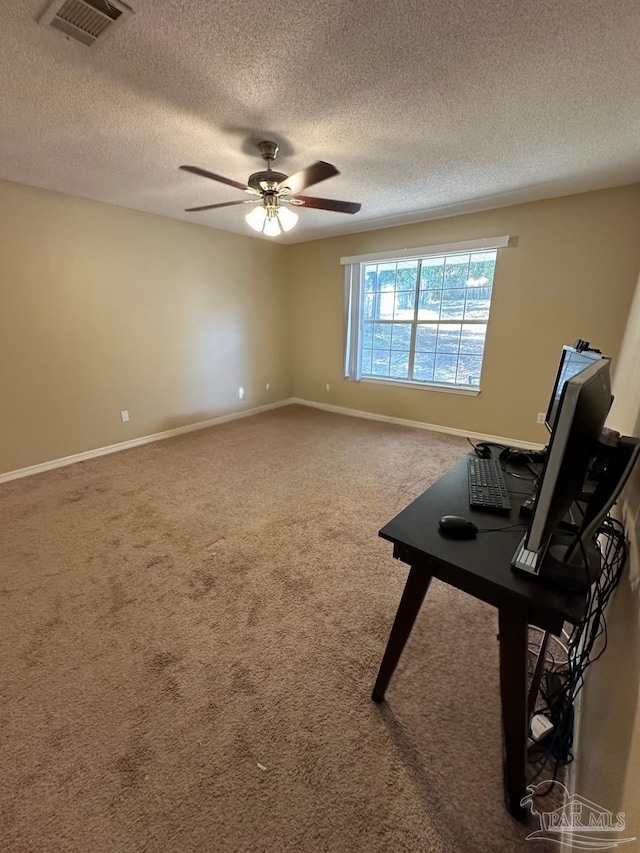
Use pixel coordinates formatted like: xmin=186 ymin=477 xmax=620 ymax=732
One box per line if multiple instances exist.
xmin=247 ymin=170 xmax=288 ymax=192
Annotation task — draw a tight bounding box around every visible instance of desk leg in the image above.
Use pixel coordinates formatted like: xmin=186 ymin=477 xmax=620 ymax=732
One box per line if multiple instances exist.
xmin=498 ymin=603 xmax=528 ymax=820
xmin=372 ymin=565 xmax=432 ymax=703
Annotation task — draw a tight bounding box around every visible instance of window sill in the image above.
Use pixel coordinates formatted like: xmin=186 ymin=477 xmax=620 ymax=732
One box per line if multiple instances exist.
xmin=358 ymin=376 xmax=481 ymax=396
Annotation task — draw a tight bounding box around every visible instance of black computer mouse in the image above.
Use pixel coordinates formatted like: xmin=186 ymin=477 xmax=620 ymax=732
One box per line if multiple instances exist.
xmin=438 ymin=515 xmax=479 ymax=539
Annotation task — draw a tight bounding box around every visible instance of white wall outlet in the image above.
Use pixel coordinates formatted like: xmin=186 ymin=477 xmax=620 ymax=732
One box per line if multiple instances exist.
xmin=120 ymin=410 xmax=130 ymax=423
xmin=326 ymin=383 xmax=331 ymax=392
xmin=536 ymin=412 xmax=546 ymax=424
xmin=265 ymin=382 xmax=270 ymax=391
xmin=238 ymin=387 xmax=245 ymax=400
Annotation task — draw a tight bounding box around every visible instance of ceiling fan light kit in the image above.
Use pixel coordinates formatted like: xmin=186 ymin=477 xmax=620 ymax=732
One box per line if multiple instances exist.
xmin=263 ymin=214 xmax=282 ymax=237
xmin=274 ymin=205 xmax=298 ymax=232
xmin=245 ymin=200 xmax=298 ymax=236
xmin=245 ymin=205 xmax=267 ymax=232
xmin=180 ymin=141 xmax=361 ymax=238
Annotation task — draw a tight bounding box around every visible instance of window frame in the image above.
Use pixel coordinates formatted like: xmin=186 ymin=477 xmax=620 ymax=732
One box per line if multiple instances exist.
xmin=343 ymin=236 xmax=509 ymax=393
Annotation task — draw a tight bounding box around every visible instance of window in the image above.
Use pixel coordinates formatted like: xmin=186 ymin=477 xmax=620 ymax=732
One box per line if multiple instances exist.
xmin=344 ymin=237 xmax=508 ymax=391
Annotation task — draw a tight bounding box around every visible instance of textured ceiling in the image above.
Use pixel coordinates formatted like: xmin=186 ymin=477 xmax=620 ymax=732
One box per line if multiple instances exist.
xmin=1 ymin=0 xmax=639 ymax=242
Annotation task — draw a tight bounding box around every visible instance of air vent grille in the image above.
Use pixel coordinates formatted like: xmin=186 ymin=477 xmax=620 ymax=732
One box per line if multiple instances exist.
xmin=39 ymin=0 xmax=133 ymax=46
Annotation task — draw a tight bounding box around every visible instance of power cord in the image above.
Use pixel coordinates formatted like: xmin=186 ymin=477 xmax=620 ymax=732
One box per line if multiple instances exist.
xmin=478 ymin=522 xmax=527 ymax=533
xmin=527 ymin=513 xmax=627 ymax=790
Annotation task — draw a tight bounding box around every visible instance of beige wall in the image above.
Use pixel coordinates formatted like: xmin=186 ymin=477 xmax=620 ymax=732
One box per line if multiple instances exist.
xmin=0 ymin=180 xmax=290 ymax=475
xmin=2 ymin=181 xmax=640 ymax=477
xmin=575 ymin=272 xmax=640 ymax=834
xmin=286 ymin=185 xmax=640 ymax=444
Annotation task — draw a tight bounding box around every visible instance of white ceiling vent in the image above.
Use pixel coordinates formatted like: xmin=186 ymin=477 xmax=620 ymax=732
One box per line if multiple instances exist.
xmin=38 ymin=0 xmax=134 ymax=47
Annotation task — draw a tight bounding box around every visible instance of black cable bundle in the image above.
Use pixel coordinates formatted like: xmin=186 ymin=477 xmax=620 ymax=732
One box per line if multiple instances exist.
xmin=530 ymin=514 xmax=628 ymax=785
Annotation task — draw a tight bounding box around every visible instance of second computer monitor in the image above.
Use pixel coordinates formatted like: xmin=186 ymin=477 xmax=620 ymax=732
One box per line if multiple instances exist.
xmin=545 ymin=346 xmax=603 ymax=432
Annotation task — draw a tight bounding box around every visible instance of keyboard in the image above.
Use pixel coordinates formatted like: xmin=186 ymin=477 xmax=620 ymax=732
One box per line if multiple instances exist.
xmin=467 ymin=456 xmax=512 ymax=513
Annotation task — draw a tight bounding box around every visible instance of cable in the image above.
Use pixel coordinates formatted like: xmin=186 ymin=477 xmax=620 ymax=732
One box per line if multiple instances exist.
xmin=504 ymin=469 xmax=537 ymax=482
xmin=528 ymin=626 xmax=569 ymax=669
xmin=466 ymin=437 xmax=542 ymax=486
xmin=527 ymin=513 xmax=626 ymax=781
xmin=466 ymin=438 xmax=509 ymax=458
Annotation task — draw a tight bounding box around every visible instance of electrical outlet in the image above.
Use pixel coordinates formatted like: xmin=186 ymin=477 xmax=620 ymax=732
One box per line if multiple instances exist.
xmin=265 ymin=382 xmax=270 ymax=391
xmin=238 ymin=387 xmax=245 ymax=400
xmin=536 ymin=412 xmax=546 ymax=424
xmin=121 ymin=410 xmax=130 ymax=423
xmin=326 ymin=383 xmax=331 ymax=392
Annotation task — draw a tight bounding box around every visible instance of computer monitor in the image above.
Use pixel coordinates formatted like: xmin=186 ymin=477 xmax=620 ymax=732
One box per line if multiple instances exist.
xmin=512 ymin=358 xmax=613 ymax=588
xmin=545 ymin=345 xmax=603 ymax=432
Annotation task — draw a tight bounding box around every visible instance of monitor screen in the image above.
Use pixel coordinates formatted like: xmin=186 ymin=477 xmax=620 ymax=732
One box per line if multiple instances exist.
xmin=545 ymin=346 xmax=603 ymax=432
xmin=526 ymin=358 xmax=612 ymax=555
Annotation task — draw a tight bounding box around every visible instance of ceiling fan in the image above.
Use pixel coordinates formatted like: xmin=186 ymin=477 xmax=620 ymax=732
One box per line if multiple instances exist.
xmin=180 ymin=141 xmax=361 ymax=237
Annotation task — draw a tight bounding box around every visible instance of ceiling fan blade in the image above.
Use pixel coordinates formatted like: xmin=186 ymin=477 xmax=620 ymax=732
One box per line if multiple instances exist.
xmin=291 ymin=195 xmax=361 ymax=214
xmin=180 ymin=165 xmax=252 ymax=193
xmin=278 ymin=161 xmax=339 ymax=195
xmin=185 ymin=200 xmax=255 ymax=212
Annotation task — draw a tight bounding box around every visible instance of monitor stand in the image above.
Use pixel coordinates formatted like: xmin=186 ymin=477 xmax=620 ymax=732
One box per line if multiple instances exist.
xmin=540 ymin=532 xmax=601 ymax=593
xmin=512 ymin=434 xmax=639 ymax=593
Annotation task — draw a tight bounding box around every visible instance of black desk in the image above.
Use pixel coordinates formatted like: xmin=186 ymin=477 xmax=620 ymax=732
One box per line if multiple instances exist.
xmin=371 ymin=454 xmax=587 ymax=819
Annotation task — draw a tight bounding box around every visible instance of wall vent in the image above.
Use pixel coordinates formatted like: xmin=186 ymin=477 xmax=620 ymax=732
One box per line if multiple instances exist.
xmin=38 ymin=0 xmax=134 ymax=46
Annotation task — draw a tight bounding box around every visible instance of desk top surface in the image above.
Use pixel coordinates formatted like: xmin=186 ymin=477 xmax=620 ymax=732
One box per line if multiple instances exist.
xmin=379 ymin=455 xmax=587 ymax=629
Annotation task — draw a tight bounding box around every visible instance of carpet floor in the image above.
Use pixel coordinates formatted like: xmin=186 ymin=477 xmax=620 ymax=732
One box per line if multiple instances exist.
xmin=1 ymin=405 xmax=550 ymax=852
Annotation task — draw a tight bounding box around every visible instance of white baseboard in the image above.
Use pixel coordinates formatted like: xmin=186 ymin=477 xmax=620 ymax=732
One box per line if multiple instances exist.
xmin=1 ymin=396 xmax=543 ymax=484
xmin=290 ymin=397 xmax=545 ymax=450
xmin=560 ymin=691 xmax=581 ymax=853
xmin=0 ymin=399 xmax=296 ymax=484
